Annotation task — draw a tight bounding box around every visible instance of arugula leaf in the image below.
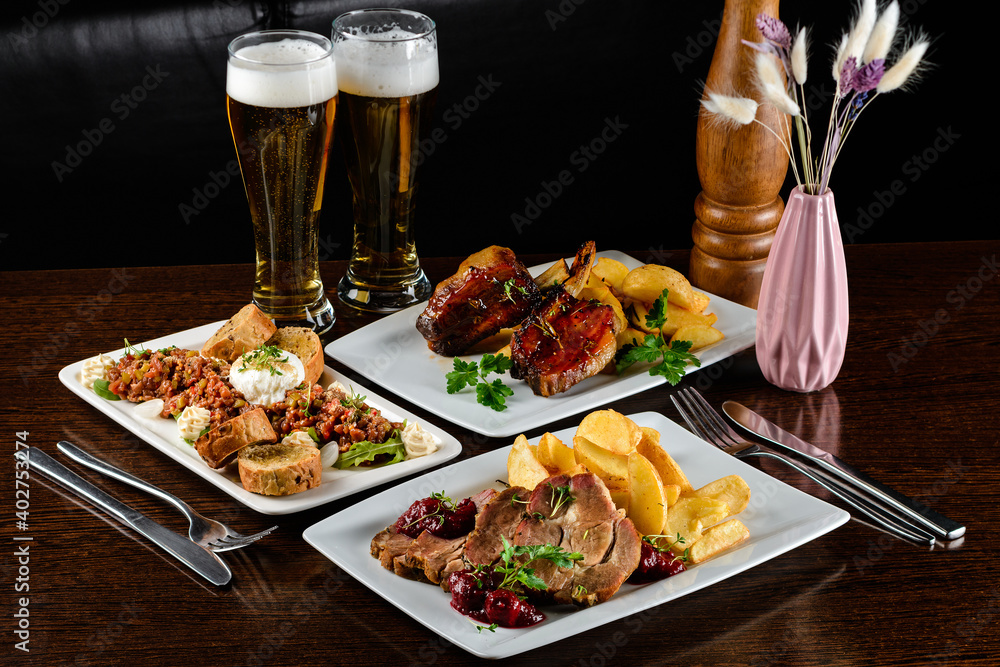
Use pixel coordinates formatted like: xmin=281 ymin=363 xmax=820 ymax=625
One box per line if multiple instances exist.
xmin=333 ymin=434 xmax=406 ymax=469
xmin=615 ymin=288 xmax=701 ymax=385
xmin=445 ymin=354 xmax=514 ymax=412
xmin=92 ymin=379 xmax=121 ymax=401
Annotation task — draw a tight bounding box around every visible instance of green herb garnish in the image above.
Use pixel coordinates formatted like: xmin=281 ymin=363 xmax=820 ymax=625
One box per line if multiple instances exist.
xmin=239 ymin=345 xmax=289 ymax=376
xmin=445 ymin=353 xmax=514 ymax=412
xmin=547 ymin=482 xmax=574 ymax=518
xmin=494 ymin=536 xmax=583 ymax=593
xmin=642 ymin=532 xmax=690 ymax=563
xmin=615 ymin=289 xmax=701 ymax=385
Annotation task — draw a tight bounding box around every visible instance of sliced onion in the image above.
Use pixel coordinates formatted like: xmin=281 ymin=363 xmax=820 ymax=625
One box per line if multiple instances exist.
xmin=133 ymin=398 xmax=164 ymax=420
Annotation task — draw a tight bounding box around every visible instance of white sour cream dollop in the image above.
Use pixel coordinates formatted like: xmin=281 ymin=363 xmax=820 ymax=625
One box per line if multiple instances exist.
xmin=81 ymin=353 xmax=116 ymax=389
xmin=229 ymin=348 xmax=305 ymax=406
xmin=177 ymin=406 xmax=212 ymax=442
xmin=402 ymin=422 xmax=440 ymax=459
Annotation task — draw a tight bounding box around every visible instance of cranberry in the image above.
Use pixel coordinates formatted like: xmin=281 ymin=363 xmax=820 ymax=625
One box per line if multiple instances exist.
xmin=484 ymin=589 xmax=545 ymax=628
xmin=628 ymin=540 xmax=687 ymax=584
xmin=393 ymin=495 xmax=476 ymax=538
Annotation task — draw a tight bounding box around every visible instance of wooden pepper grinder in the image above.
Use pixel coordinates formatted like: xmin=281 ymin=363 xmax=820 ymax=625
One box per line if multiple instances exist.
xmin=691 ymin=0 xmax=788 ymax=308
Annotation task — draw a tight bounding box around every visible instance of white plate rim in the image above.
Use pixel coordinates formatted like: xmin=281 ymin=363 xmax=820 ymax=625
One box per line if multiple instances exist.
xmin=58 ymin=321 xmax=463 ymax=515
xmin=324 ymin=251 xmax=758 ymax=438
xmin=302 ymin=411 xmax=849 ymax=658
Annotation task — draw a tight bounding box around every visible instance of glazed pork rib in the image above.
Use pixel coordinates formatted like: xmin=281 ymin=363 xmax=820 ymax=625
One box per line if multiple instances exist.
xmin=416 ymin=246 xmax=540 ymax=356
xmin=510 ymin=287 xmax=618 ymax=397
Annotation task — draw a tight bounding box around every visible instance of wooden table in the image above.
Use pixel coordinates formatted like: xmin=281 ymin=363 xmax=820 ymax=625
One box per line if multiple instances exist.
xmin=2 ymin=241 xmax=997 ymax=666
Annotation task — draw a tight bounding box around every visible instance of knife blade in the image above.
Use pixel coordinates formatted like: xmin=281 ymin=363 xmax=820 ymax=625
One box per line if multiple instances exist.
xmin=16 ymin=448 xmax=232 ymax=586
xmin=722 ymin=401 xmax=966 ymax=541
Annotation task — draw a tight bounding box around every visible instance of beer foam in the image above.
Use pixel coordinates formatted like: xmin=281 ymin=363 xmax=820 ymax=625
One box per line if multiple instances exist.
xmin=334 ymin=29 xmax=439 ymax=98
xmin=227 ymin=38 xmax=338 ymax=108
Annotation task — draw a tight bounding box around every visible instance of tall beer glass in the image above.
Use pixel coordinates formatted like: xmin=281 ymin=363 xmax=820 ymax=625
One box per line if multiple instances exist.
xmin=227 ymin=30 xmax=338 ymax=333
xmin=333 ymin=9 xmax=438 ymax=312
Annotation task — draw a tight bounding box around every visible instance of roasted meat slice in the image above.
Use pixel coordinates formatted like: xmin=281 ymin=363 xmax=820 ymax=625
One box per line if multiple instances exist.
xmin=462 ymin=486 xmax=529 ymax=568
xmin=416 ymin=246 xmax=540 ymax=356
xmin=513 ymin=473 xmax=641 ymax=607
xmin=510 ymin=287 xmax=618 ymax=397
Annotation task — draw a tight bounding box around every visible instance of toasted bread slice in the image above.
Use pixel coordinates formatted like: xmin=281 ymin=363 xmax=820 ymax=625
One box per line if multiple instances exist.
xmin=238 ymin=442 xmax=321 ymax=496
xmin=265 ymin=327 xmax=323 ymax=386
xmin=201 ymin=304 xmax=276 ymax=362
xmin=195 ymin=408 xmax=276 ymax=469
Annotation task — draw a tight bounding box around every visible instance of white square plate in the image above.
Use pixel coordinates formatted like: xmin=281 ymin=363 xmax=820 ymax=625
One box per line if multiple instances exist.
xmin=303 ymin=411 xmax=849 ymax=658
xmin=58 ymin=322 xmax=462 ymax=515
xmin=324 ymin=251 xmax=758 ymax=438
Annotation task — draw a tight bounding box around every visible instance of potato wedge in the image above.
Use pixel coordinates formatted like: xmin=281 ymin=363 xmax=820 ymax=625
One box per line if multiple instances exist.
xmin=628 ymin=452 xmax=668 ymax=536
xmin=621 ymin=264 xmax=698 ymax=311
xmin=576 ymin=409 xmax=642 ymax=455
xmin=670 ymin=324 xmax=725 ymax=351
xmin=688 ymin=290 xmax=711 ymax=314
xmin=662 ymin=496 xmax=730 ymax=552
xmin=573 ymin=435 xmax=629 ymax=488
xmin=607 ymin=485 xmax=630 ymax=513
xmin=537 ymin=432 xmax=587 ymax=475
xmin=687 ymin=518 xmax=750 ymax=564
xmin=663 ymin=483 xmax=681 ymax=507
xmin=591 ymin=256 xmax=630 ymax=297
xmin=636 ymin=428 xmax=693 ymax=493
xmin=507 ymin=434 xmax=550 ymax=490
xmin=689 ymin=474 xmax=751 ymax=515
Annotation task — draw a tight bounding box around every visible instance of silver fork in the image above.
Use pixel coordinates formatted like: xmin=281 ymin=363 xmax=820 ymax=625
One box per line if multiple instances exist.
xmin=57 ymin=441 xmax=277 ymax=552
xmin=670 ymin=389 xmax=937 ymax=546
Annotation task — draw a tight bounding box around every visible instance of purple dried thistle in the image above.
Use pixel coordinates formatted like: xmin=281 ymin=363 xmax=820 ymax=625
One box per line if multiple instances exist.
xmin=852 ymin=59 xmax=885 ymax=93
xmin=838 ymin=56 xmax=857 ymax=95
xmin=755 ymin=13 xmax=791 ymax=49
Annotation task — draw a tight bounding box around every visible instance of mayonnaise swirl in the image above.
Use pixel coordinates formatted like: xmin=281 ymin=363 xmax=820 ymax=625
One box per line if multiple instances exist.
xmin=402 ymin=422 xmax=439 ymax=459
xmin=81 ymin=353 xmax=116 ymax=389
xmin=177 ymin=406 xmax=212 ymax=442
xmin=282 ymin=430 xmax=317 ymax=448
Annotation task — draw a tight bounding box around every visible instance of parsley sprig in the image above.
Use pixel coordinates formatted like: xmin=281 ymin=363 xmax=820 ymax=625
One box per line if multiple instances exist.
xmin=239 ymin=345 xmax=290 ymax=376
xmin=495 ymin=536 xmax=583 ymax=593
xmin=445 ymin=353 xmax=514 ymax=412
xmin=615 ymin=289 xmax=701 ymax=385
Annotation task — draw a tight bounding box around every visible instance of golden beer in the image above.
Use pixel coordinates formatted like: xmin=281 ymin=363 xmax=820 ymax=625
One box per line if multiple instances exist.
xmin=333 ymin=9 xmax=438 ymax=312
xmin=226 ymin=31 xmax=338 ymax=332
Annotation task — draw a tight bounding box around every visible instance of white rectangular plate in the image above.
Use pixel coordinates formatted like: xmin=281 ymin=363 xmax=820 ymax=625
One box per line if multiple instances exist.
xmin=58 ymin=322 xmax=462 ymax=515
xmin=324 ymin=251 xmax=757 ymax=438
xmin=303 ymin=411 xmax=849 ymax=659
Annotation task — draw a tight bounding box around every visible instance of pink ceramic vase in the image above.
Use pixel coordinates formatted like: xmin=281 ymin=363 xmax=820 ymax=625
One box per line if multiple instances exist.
xmin=755 ymin=186 xmax=849 ymax=392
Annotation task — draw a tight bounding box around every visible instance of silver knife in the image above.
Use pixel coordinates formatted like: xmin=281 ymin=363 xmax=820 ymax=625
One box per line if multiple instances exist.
xmin=16 ymin=448 xmax=232 ymax=586
xmin=722 ymin=401 xmax=966 ymax=541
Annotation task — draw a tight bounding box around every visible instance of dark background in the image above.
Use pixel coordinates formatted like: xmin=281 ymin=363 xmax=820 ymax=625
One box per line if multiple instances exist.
xmin=0 ymin=0 xmax=984 ymax=273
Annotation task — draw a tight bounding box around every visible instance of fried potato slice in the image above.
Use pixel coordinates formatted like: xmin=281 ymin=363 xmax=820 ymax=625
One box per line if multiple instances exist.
xmin=507 ymin=434 xmax=550 ymax=490
xmin=573 ymin=435 xmax=629 ymax=488
xmin=621 ymin=264 xmax=698 ymax=311
xmin=670 ymin=324 xmax=725 ymax=351
xmin=591 ymin=256 xmax=630 ymax=298
xmin=537 ymin=432 xmax=586 ymax=475
xmin=687 ymin=518 xmax=750 ymax=564
xmin=636 ymin=427 xmax=693 ymax=493
xmin=628 ymin=452 xmax=668 ymax=536
xmin=630 ymin=300 xmax=718 ymax=337
xmin=688 ymin=290 xmax=711 ymax=314
xmin=689 ymin=474 xmax=751 ymax=515
xmin=662 ymin=496 xmax=730 ymax=553
xmin=576 ymin=409 xmax=642 ymax=455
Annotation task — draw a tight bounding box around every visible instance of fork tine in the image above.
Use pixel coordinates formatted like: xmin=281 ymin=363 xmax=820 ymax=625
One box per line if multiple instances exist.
xmin=669 ymin=394 xmax=709 ymax=440
xmin=683 ymin=388 xmax=740 ymax=447
xmin=208 ymin=526 xmax=278 ymax=550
